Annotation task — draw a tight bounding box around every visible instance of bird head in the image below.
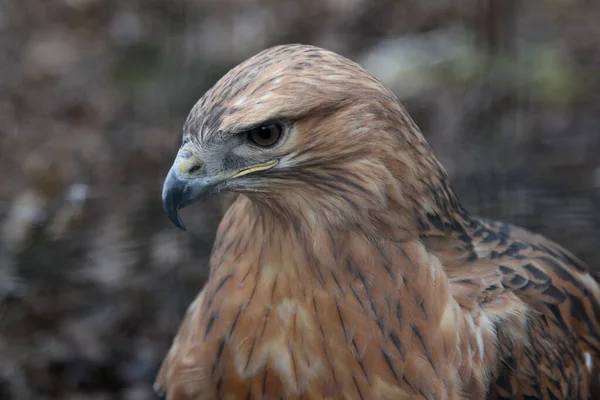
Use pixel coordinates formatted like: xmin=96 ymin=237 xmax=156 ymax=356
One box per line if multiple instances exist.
xmin=163 ymin=44 xmax=458 ymax=233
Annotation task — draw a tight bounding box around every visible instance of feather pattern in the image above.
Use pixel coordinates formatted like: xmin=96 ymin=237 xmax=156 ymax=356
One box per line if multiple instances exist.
xmin=157 ymin=44 xmax=600 ymax=399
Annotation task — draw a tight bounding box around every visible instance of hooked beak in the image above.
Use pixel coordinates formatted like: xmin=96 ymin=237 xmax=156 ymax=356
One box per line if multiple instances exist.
xmin=161 ymin=145 xmax=278 ymax=231
xmin=162 ymin=166 xmax=210 ymax=231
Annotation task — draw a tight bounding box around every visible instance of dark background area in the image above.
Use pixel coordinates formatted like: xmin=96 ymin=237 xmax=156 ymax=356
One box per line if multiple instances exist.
xmin=0 ymin=1 xmax=598 ymax=399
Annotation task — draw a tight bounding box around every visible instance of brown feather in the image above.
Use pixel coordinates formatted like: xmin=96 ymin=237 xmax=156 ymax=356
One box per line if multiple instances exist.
xmin=157 ymin=44 xmax=600 ymax=399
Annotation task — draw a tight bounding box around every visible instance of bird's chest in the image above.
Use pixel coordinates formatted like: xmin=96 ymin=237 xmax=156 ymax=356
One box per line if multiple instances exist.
xmin=196 ymin=267 xmax=366 ymax=399
xmin=169 ymin=261 xmax=454 ymax=400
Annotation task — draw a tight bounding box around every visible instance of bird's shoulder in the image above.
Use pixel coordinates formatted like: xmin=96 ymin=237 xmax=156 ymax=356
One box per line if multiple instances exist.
xmin=431 ymin=217 xmax=600 ymax=399
xmin=453 ymin=217 xmax=600 ymax=326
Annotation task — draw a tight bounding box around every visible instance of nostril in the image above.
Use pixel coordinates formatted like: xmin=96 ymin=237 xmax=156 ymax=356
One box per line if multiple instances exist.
xmin=188 ymin=165 xmax=202 ymax=175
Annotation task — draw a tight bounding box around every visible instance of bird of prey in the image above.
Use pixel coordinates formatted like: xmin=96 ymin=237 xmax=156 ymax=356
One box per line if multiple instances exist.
xmin=157 ymin=44 xmax=600 ymax=399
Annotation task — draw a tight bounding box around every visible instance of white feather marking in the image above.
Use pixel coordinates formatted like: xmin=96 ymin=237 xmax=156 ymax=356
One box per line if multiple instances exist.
xmin=272 ymin=347 xmax=296 ymax=392
xmin=476 ymin=329 xmax=484 ymax=361
xmin=234 ymin=96 xmax=247 ymax=106
xmin=585 ymin=352 xmax=593 ymax=372
xmin=479 ymin=313 xmax=495 ymax=361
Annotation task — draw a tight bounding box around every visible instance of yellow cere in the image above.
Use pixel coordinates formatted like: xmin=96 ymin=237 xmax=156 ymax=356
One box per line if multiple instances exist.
xmin=177 ymin=160 xmax=197 ymax=175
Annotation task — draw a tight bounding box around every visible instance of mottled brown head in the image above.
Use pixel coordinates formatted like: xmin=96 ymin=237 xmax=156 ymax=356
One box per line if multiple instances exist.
xmin=163 ymin=44 xmax=462 ymax=233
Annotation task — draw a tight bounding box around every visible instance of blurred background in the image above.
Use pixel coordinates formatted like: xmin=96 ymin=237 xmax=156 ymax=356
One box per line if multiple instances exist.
xmin=0 ymin=0 xmax=599 ymax=398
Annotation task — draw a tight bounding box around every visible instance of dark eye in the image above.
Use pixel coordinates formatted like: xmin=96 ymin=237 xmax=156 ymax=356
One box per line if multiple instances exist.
xmin=247 ymin=123 xmax=282 ymax=147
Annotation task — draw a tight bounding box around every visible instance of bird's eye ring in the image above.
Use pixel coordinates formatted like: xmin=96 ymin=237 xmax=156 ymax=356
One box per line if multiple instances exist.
xmin=246 ymin=123 xmax=282 ymax=147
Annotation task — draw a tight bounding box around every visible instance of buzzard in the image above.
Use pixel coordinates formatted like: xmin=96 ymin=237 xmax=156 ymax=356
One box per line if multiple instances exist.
xmin=157 ymin=44 xmax=600 ymax=399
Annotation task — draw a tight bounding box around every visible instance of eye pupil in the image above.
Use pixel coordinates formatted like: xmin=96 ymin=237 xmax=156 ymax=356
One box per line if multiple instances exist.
xmin=247 ymin=122 xmax=282 ymax=147
xmin=258 ymin=126 xmax=271 ymax=139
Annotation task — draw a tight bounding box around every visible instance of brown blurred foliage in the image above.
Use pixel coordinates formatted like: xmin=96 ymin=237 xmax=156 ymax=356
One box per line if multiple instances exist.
xmin=0 ymin=0 xmax=598 ymax=398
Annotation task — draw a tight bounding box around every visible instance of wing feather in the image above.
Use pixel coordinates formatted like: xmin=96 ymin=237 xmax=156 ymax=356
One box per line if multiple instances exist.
xmin=433 ymin=217 xmax=600 ymax=399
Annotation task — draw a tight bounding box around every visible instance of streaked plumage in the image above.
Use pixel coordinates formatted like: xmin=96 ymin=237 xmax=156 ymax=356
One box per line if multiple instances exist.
xmin=157 ymin=44 xmax=600 ymax=399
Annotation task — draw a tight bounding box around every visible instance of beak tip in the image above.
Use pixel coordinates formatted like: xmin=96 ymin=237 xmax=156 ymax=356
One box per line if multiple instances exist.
xmin=162 ymin=167 xmax=190 ymax=232
xmin=174 ymin=216 xmax=187 ymax=232
xmin=163 ymin=201 xmax=187 ymax=232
